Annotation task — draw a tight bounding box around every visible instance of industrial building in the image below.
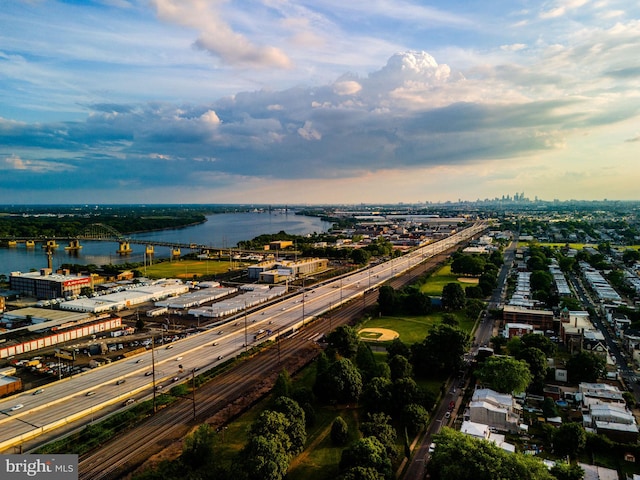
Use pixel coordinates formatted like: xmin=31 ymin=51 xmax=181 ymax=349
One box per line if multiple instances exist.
xmin=59 ymin=281 xmax=189 ymax=313
xmin=9 ymin=269 xmax=92 ymax=299
xmin=248 ymin=258 xmax=328 ymax=283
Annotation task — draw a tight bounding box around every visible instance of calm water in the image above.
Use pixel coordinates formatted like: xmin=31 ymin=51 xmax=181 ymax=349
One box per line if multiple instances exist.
xmin=0 ymin=212 xmax=331 ymax=277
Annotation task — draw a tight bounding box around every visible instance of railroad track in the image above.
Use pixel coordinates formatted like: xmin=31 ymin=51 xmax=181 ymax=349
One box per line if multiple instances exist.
xmin=78 ymin=250 xmax=455 ymax=479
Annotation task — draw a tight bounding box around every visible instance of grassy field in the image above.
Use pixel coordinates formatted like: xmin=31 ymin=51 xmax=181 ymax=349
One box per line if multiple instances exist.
xmin=142 ymin=258 xmax=244 ymax=279
xmin=360 ymin=311 xmax=475 ymax=345
xmin=418 ymin=264 xmax=476 ymax=297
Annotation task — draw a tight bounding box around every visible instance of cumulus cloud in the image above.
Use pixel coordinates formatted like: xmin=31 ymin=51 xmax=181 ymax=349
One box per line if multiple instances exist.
xmin=1 ymin=40 xmax=638 ymax=193
xmin=152 ymin=0 xmax=291 ymax=68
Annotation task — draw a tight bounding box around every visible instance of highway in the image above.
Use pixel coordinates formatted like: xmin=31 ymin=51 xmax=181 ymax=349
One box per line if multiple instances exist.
xmin=0 ymin=221 xmax=487 ymax=459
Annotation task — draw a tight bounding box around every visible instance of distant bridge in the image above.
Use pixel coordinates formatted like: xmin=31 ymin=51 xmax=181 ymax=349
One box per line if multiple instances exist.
xmin=0 ymin=223 xmax=267 ymax=256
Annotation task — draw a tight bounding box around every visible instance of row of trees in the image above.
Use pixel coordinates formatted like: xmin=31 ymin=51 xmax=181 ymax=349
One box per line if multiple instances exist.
xmin=428 ymin=428 xmax=584 ymax=480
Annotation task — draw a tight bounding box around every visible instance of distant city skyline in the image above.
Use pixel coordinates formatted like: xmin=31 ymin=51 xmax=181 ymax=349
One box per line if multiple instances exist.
xmin=1 ymin=1 xmax=639 ymax=204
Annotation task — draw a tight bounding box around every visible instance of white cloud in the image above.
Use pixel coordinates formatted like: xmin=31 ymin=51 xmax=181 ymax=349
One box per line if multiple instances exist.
xmin=500 ymin=43 xmax=527 ymax=52
xmin=333 ymin=81 xmax=362 ymax=96
xmin=152 ymin=0 xmax=292 ymax=68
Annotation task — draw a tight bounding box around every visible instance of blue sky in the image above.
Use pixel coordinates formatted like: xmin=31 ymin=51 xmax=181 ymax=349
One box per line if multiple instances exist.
xmin=1 ymin=0 xmax=639 ymax=204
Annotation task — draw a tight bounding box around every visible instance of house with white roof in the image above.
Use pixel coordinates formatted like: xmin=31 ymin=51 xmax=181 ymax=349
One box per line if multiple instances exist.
xmin=469 ymin=388 xmax=521 ymax=433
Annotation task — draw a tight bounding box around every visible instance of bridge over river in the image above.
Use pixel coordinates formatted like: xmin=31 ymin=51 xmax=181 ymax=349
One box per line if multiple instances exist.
xmin=0 ymin=223 xmax=261 ymax=257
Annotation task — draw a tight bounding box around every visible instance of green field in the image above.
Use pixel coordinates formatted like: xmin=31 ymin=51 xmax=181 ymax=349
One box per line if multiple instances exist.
xmin=360 ymin=311 xmax=474 ymax=345
xmin=418 ymin=264 xmax=476 ymax=297
xmin=141 ymin=259 xmax=245 ymax=279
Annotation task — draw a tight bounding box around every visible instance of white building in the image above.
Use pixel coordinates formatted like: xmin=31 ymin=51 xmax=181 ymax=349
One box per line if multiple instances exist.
xmin=469 ymin=388 xmax=521 ymax=433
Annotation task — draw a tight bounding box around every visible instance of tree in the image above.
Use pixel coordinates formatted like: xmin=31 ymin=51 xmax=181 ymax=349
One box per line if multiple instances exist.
xmin=271 ymin=397 xmax=306 ymax=456
xmin=339 ymin=437 xmax=392 ymax=480
xmin=520 ymin=333 xmax=557 ymax=357
xmin=355 ymin=342 xmax=380 ymax=382
xmin=411 ymin=324 xmax=470 ymax=375
xmin=389 ymin=355 xmax=413 ymax=381
xmin=361 ymin=377 xmax=393 ymax=414
xmin=391 ymin=377 xmax=424 ymax=414
xmin=378 ymin=286 xmax=399 ymax=316
xmin=249 ymin=410 xmax=293 ymax=455
xmin=239 ymin=434 xmax=290 ymax=480
xmin=622 ymin=249 xmax=640 ymax=266
xmin=549 ymin=462 xmax=585 ymax=480
xmin=181 ymin=423 xmax=216 ymax=469
xmin=331 ymin=416 xmax=349 ymax=446
xmin=327 ymin=325 xmax=360 ymax=359
xmin=386 ymin=338 xmax=411 ymax=361
xmin=402 ymin=403 xmax=429 ymax=435
xmin=404 ymin=287 xmax=432 ymax=315
xmin=272 ymin=369 xmax=292 ymax=400
xmin=542 ymin=397 xmax=559 ymax=419
xmin=360 ymin=413 xmax=398 ymax=458
xmin=428 ymin=428 xmax=554 ymax=480
xmin=317 ymin=358 xmax=363 ymax=404
xmin=441 ymin=283 xmax=466 ymax=311
xmin=475 ymin=356 xmax=532 ymax=394
xmin=566 ymin=351 xmax=606 ymax=383
xmin=350 ymin=248 xmax=371 ymax=265
xmin=517 ymin=347 xmax=548 ymax=393
xmin=451 ymin=254 xmax=485 ymax=276
xmin=553 ymin=423 xmax=586 ymax=459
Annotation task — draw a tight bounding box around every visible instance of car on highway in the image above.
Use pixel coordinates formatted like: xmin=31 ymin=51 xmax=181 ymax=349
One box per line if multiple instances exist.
xmin=123 ymin=398 xmax=135 ymax=406
xmin=145 ymin=371 xmax=153 ymax=376
xmin=217 ymin=355 xmax=224 ymax=360
xmin=10 ymin=404 xmax=24 ymax=411
xmin=136 ymin=359 xmax=144 ymax=363
xmin=212 ymin=342 xmax=218 ymax=346
xmin=32 ymin=389 xmax=44 ymax=395
xmin=165 ymin=345 xmax=174 ymax=349
xmin=445 ymin=411 xmax=451 ymax=419
xmin=116 ymin=379 xmax=126 ymax=385
xmin=428 ymin=443 xmax=436 ymax=454
xmin=85 ymin=391 xmax=96 ymax=397
xmin=172 ymin=377 xmax=179 ymax=382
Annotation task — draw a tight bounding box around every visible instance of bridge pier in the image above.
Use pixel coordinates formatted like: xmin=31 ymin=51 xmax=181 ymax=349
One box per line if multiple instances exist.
xmin=64 ymin=239 xmax=83 ymax=252
xmin=117 ymin=241 xmax=133 ymax=255
xmin=171 ymin=248 xmax=181 ymax=258
xmin=42 ymin=239 xmax=59 ymax=249
xmin=145 ymin=245 xmax=155 ymax=256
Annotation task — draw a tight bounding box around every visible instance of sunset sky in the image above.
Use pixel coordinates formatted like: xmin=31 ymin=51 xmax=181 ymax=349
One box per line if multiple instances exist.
xmin=1 ymin=0 xmax=639 ymax=204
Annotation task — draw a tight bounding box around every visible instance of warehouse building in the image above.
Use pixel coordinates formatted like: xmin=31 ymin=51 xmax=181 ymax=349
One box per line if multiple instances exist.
xmin=9 ymin=269 xmax=92 ymax=300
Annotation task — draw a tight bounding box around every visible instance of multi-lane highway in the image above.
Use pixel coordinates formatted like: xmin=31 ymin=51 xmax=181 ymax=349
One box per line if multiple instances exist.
xmin=0 ymin=221 xmax=487 ymax=455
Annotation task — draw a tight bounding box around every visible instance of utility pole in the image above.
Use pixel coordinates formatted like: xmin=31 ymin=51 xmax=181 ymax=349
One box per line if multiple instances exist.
xmin=191 ymin=369 xmax=196 ymax=420
xmin=244 ymin=302 xmax=248 ymax=352
xmin=151 ymin=336 xmax=157 ymax=413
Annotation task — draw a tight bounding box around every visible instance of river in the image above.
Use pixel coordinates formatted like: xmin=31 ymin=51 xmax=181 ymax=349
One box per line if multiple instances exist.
xmin=0 ymin=211 xmax=332 ymax=277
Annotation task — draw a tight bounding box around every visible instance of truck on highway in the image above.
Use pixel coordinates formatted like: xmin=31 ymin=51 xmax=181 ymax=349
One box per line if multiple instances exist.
xmin=253 ymin=329 xmax=271 ymax=341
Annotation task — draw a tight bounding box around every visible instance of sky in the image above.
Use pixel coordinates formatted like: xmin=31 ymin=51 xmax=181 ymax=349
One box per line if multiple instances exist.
xmin=1 ymin=0 xmax=639 ymax=205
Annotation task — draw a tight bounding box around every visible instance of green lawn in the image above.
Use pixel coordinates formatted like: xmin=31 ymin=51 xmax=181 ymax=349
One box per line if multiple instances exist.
xmin=142 ymin=258 xmax=243 ymax=279
xmin=360 ymin=311 xmax=475 ymax=345
xmin=419 ymin=264 xmax=476 ymax=296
